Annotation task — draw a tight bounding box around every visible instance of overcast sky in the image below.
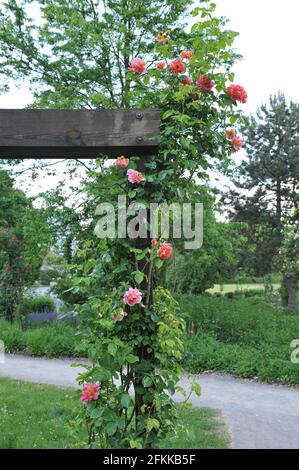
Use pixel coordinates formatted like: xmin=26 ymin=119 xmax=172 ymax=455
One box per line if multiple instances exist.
xmin=1 ymin=0 xmax=299 ymax=112
xmin=0 ymin=0 xmax=298 ymax=196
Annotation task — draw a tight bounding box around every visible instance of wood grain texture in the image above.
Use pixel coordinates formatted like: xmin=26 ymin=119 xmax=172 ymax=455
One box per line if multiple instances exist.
xmin=0 ymin=109 xmax=160 ymax=158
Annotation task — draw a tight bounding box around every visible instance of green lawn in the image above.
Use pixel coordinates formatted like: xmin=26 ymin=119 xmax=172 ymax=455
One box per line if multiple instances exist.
xmin=207 ymin=283 xmax=280 ymax=294
xmin=0 ymin=377 xmax=230 ymax=449
xmin=179 ymin=295 xmax=299 ymax=385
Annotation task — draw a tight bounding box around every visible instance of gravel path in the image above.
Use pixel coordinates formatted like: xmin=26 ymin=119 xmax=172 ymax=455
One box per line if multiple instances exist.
xmin=1 ymin=354 xmax=299 ymax=449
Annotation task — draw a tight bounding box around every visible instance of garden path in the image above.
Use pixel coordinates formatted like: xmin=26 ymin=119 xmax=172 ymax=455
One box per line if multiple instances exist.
xmin=1 ymin=354 xmax=299 ymax=449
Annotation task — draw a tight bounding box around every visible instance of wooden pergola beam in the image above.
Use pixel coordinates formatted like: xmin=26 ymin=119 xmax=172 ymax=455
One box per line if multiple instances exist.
xmin=0 ymin=109 xmax=160 ymax=158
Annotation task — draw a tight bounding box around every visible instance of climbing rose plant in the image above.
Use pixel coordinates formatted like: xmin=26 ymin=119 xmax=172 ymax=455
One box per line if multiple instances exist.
xmin=73 ymin=2 xmax=246 ymax=449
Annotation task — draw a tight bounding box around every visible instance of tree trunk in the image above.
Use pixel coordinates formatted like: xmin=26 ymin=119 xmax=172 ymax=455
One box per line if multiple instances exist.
xmin=283 ymin=275 xmax=298 ymax=310
xmin=276 ymin=178 xmax=282 ymax=225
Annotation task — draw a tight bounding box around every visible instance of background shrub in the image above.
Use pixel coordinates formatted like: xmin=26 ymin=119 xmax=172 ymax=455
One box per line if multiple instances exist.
xmin=38 ymin=268 xmax=63 ymax=286
xmin=20 ymin=295 xmax=56 ymax=316
xmin=25 ymin=323 xmax=77 ymax=357
xmin=179 ymin=295 xmax=299 ymax=384
xmin=0 ymin=319 xmax=77 ymax=358
xmin=0 ymin=318 xmax=26 ymax=353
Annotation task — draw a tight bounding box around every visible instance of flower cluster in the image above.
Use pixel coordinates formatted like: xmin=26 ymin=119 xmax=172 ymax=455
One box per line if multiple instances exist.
xmin=157 ymin=60 xmax=166 ymax=70
xmin=114 ymin=156 xmax=145 ymax=184
xmin=181 ymin=76 xmax=192 ymax=86
xmin=128 ymin=52 xmax=248 ymax=111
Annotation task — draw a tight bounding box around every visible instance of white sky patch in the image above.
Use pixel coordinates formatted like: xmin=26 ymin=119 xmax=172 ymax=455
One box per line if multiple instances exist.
xmin=0 ymin=0 xmax=298 ymax=202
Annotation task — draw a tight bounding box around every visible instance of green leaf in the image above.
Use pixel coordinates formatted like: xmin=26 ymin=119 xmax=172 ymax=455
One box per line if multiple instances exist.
xmin=192 ymin=382 xmax=201 ymax=397
xmin=128 ymin=190 xmax=137 ymax=198
xmin=106 ymin=421 xmax=117 ymax=436
xmin=142 ymin=376 xmax=153 ymax=388
xmin=155 ymin=258 xmax=164 ymax=269
xmin=134 ymin=271 xmax=144 ymax=285
xmin=129 ymin=439 xmax=143 ymax=449
xmin=147 ymin=418 xmax=160 ymax=432
xmin=162 ymin=110 xmax=174 ymax=120
xmin=108 ymin=343 xmax=117 ymax=357
xmin=126 ymin=354 xmax=139 ymax=364
xmin=120 ymin=393 xmax=131 ymax=408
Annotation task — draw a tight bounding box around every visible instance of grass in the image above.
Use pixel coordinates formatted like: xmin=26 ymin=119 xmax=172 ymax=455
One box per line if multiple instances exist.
xmin=207 ymin=283 xmax=280 ymax=294
xmin=0 ymin=319 xmax=77 ymax=357
xmin=0 ymin=377 xmax=230 ymax=449
xmin=160 ymin=406 xmax=230 ymax=449
xmin=179 ymin=294 xmax=299 ymax=385
xmin=0 ymin=378 xmax=76 ymax=449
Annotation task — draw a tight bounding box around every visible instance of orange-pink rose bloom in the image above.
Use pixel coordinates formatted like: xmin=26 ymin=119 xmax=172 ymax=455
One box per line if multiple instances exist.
xmin=226 ymin=129 xmax=243 ymax=153
xmin=231 ymin=135 xmax=243 ymax=152
xmin=157 ymin=242 xmax=172 ymax=260
xmin=169 ymin=59 xmax=185 ymax=74
xmin=181 ymin=76 xmax=192 ymax=85
xmin=225 ymin=129 xmax=236 ymax=139
xmin=180 ymin=50 xmax=192 ymax=60
xmin=157 ymin=61 xmax=166 ymax=70
xmin=115 ymin=156 xmax=129 ymax=167
xmin=81 ymin=383 xmax=100 ymax=404
xmin=128 ymin=58 xmax=146 ymax=74
xmin=127 ymin=169 xmax=145 ymax=184
xmin=123 ymin=288 xmax=142 ymax=306
xmin=195 ymin=75 xmax=214 ymax=91
xmin=226 ymin=84 xmax=248 ymax=103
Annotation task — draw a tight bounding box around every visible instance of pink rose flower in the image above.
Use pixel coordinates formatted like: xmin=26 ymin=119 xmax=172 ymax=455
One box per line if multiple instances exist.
xmin=127 ymin=169 xmax=145 ymax=184
xmin=123 ymin=288 xmax=142 ymax=306
xmin=195 ymin=75 xmax=214 ymax=92
xmin=157 ymin=61 xmax=166 ymax=70
xmin=226 ymin=84 xmax=248 ymax=103
xmin=231 ymin=135 xmax=243 ymax=153
xmin=115 ymin=156 xmax=129 ymax=167
xmin=157 ymin=242 xmax=172 ymax=260
xmin=169 ymin=59 xmax=185 ymax=74
xmin=128 ymin=58 xmax=146 ymax=74
xmin=180 ymin=50 xmax=193 ymax=60
xmin=225 ymin=129 xmax=236 ymax=139
xmin=226 ymin=129 xmax=243 ymax=153
xmin=81 ymin=383 xmax=100 ymax=404
xmin=181 ymin=76 xmax=192 ymax=85
xmin=151 ymin=238 xmax=158 ymax=247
